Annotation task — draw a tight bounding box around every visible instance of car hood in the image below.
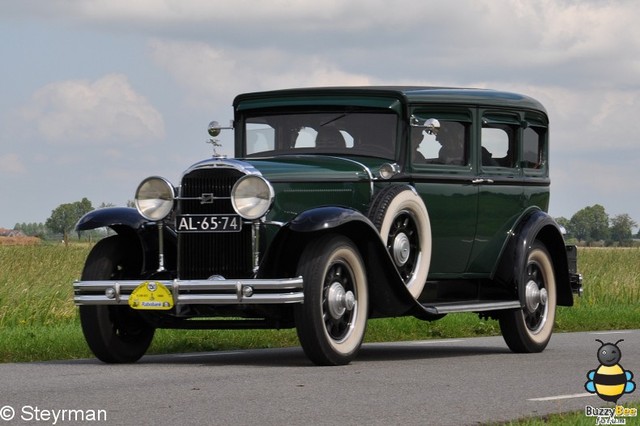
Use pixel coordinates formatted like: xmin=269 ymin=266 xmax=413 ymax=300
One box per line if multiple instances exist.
xmin=242 ymin=155 xmax=383 ymax=182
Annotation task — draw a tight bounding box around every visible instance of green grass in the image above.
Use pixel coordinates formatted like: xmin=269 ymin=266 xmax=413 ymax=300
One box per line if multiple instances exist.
xmin=485 ymin=400 xmax=640 ymax=425
xmin=1 ymin=245 xmax=639 ymax=363
xmin=554 ymin=248 xmax=640 ymax=333
xmin=0 ymin=245 xmax=84 ymax=328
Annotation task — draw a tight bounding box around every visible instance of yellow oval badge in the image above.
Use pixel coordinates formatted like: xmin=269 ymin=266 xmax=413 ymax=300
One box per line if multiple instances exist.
xmin=128 ymin=281 xmax=174 ymax=310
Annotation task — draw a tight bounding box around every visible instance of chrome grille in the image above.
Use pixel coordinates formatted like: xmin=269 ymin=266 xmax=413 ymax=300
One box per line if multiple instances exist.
xmin=177 ymin=167 xmax=252 ymax=279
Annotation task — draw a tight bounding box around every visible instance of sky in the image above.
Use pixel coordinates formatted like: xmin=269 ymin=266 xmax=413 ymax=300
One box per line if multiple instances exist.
xmin=1 ymin=0 xmax=639 ymax=230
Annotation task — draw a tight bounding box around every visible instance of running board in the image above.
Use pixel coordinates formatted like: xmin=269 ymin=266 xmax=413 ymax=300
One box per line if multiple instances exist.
xmin=420 ymin=300 xmax=522 ymax=315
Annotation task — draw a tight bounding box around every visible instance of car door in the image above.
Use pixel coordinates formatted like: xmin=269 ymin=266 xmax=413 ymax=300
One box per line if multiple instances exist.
xmin=466 ymin=110 xmax=525 ymax=274
xmin=409 ymin=107 xmax=478 ymax=278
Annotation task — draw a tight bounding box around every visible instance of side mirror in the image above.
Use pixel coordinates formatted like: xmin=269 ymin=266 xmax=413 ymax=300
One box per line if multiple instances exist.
xmin=410 ymin=115 xmax=440 ymax=135
xmin=208 ymin=120 xmax=234 ymax=137
xmin=423 ymin=118 xmax=440 ymax=135
xmin=208 ymin=121 xmax=222 ymax=137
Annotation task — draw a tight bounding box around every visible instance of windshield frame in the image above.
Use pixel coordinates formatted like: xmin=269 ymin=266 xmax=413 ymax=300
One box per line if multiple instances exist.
xmin=237 ymin=107 xmax=400 ymax=160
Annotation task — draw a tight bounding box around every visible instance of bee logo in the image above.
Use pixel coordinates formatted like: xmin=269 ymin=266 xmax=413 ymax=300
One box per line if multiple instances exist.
xmin=585 ymin=339 xmax=635 ymax=403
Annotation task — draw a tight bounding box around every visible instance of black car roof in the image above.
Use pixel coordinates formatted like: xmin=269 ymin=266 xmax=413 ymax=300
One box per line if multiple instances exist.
xmin=233 ymin=86 xmax=547 ymax=115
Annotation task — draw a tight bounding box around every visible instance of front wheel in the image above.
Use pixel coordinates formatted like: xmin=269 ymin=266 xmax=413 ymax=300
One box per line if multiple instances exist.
xmin=79 ymin=236 xmax=154 ymax=363
xmin=499 ymin=242 xmax=557 ymax=353
xmin=294 ymin=234 xmax=368 ymax=366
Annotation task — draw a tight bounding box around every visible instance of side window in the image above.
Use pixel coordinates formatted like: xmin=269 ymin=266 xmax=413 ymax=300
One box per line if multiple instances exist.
xmin=481 ymin=123 xmax=516 ymax=168
xmin=414 ymin=121 xmax=468 ymax=166
xmin=247 ymin=123 xmax=275 ymax=154
xmin=522 ymin=127 xmax=545 ymax=169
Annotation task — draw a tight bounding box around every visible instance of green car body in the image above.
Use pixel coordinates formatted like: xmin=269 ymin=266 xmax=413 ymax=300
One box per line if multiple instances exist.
xmin=74 ymin=86 xmax=582 ymax=365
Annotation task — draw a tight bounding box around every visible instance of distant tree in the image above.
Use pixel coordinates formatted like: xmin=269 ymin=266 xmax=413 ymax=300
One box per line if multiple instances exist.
xmin=609 ymin=214 xmax=637 ymax=246
xmin=126 ymin=200 xmax=136 ymax=208
xmin=45 ymin=198 xmax=93 ymax=245
xmin=569 ymin=204 xmax=609 ymax=244
xmin=99 ymin=202 xmax=116 ymax=208
xmin=14 ymin=222 xmax=48 ymax=238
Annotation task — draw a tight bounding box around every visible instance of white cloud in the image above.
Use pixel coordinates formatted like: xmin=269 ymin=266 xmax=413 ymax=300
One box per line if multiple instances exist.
xmin=17 ymin=74 xmax=165 ymax=146
xmin=7 ymin=0 xmax=398 ymax=26
xmin=4 ymin=2 xmax=631 ymax=48
xmin=0 ymin=153 xmax=26 ymax=175
xmin=7 ymin=1 xmax=640 ymax=91
xmin=149 ymin=40 xmax=371 ymax=108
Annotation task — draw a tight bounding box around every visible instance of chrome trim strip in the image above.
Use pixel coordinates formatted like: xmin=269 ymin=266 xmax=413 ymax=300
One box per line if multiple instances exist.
xmin=182 ymin=158 xmax=262 ymax=178
xmin=422 ymin=300 xmax=521 ymax=315
xmin=73 ymin=277 xmax=304 ymax=306
xmin=176 ymin=196 xmax=232 ymax=201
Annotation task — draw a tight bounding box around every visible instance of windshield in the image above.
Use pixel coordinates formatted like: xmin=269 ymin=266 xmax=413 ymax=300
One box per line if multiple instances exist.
xmin=243 ymin=111 xmax=398 ymax=159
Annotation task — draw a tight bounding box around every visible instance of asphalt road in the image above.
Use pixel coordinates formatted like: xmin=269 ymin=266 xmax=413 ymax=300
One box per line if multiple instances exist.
xmin=1 ymin=330 xmax=638 ymax=425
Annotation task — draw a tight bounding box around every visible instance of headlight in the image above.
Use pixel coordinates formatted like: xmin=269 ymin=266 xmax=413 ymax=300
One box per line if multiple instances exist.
xmin=135 ymin=176 xmax=175 ymax=221
xmin=231 ymin=175 xmax=274 ymax=220
xmin=378 ymin=163 xmax=401 ymax=179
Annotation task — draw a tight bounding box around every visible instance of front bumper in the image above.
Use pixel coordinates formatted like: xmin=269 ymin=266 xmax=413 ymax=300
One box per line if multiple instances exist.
xmin=73 ymin=277 xmax=304 ymax=306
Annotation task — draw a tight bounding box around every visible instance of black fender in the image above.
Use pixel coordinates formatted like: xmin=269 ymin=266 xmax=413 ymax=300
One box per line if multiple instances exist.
xmin=76 ymin=207 xmax=148 ymax=232
xmin=76 ymin=207 xmax=176 ymax=276
xmin=495 ymin=208 xmax=574 ymax=307
xmin=259 ymin=206 xmax=418 ymax=317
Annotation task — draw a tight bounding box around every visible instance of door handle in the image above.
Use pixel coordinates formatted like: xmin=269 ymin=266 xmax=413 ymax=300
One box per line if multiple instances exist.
xmin=471 ymin=178 xmax=494 ymax=184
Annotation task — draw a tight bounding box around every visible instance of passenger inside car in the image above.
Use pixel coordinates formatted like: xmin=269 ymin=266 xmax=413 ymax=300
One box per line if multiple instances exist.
xmin=315 ymin=126 xmax=346 ymax=149
xmin=433 ymin=122 xmax=466 ymax=165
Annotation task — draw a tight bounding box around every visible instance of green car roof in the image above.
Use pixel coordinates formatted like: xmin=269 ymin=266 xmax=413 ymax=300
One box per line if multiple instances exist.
xmin=233 ymin=86 xmax=547 ymax=115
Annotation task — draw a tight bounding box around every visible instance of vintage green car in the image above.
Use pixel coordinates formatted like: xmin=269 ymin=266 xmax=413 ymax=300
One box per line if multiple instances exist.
xmin=74 ymin=86 xmax=582 ymax=365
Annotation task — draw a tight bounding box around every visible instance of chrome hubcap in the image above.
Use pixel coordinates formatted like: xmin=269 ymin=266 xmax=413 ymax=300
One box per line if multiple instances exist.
xmin=392 ymin=233 xmax=411 ymax=266
xmin=386 ymin=211 xmax=420 ymax=284
xmin=525 ymin=280 xmax=548 ymax=313
xmin=327 ymin=282 xmax=356 ymax=320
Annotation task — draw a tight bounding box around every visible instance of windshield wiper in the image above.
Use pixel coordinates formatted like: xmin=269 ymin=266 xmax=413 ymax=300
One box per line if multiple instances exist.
xmin=319 ymin=114 xmax=346 ymax=127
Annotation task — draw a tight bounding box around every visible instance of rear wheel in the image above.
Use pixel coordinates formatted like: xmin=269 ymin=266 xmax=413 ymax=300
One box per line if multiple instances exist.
xmin=294 ymin=234 xmax=368 ymax=366
xmin=499 ymin=242 xmax=556 ymax=353
xmin=79 ymin=236 xmax=154 ymax=363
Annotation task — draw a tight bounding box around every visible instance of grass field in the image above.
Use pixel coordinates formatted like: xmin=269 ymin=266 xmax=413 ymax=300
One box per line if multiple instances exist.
xmin=1 ymin=245 xmax=639 ymax=363
xmin=485 ymin=400 xmax=640 ymax=426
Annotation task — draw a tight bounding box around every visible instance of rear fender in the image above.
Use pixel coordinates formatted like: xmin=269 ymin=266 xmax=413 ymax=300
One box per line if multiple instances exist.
xmin=495 ymin=209 xmax=573 ymax=307
xmin=259 ymin=207 xmax=418 ymax=317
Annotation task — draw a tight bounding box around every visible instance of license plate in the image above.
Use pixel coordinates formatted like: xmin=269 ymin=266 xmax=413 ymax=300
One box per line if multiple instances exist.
xmin=176 ymin=215 xmax=243 ymax=233
xmin=129 ymin=281 xmax=174 ymax=310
